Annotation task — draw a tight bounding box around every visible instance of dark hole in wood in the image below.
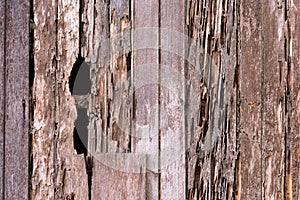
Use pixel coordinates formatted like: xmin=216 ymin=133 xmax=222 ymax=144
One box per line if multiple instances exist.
xmin=70 ymin=57 xmax=91 ymax=155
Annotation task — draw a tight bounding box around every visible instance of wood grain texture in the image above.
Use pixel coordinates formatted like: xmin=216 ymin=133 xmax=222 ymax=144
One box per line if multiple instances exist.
xmin=31 ymin=0 xmax=57 ymax=198
xmin=186 ymin=0 xmax=239 ymax=199
xmin=32 ymin=0 xmax=59 ymax=198
xmin=160 ymin=0 xmax=186 ymax=199
xmin=289 ymin=0 xmax=300 ymax=198
xmin=262 ymin=1 xmax=285 ymax=199
xmin=92 ymin=154 xmax=146 ymax=200
xmin=28 ymin=0 xmax=300 ymax=199
xmin=32 ymin=0 xmax=88 ymax=199
xmin=4 ymin=1 xmax=30 ymax=199
xmin=133 ymin=0 xmax=160 ymax=199
xmin=0 ymin=0 xmax=5 ymax=198
xmin=239 ymin=0 xmax=263 ymax=198
xmin=56 ymin=0 xmax=88 ymax=198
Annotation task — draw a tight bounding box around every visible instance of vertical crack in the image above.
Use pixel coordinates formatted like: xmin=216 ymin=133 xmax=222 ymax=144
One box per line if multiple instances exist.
xmin=53 ymin=0 xmax=59 ymax=198
xmin=284 ymin=0 xmax=292 ymax=198
xmin=86 ymin=156 xmax=93 ymax=200
xmin=233 ymin=0 xmax=241 ymax=199
xmin=260 ymin=0 xmax=265 ymax=198
xmin=158 ymin=0 xmax=162 ymax=199
xmin=78 ymin=0 xmax=93 ymax=199
xmin=29 ymin=0 xmax=35 ymax=198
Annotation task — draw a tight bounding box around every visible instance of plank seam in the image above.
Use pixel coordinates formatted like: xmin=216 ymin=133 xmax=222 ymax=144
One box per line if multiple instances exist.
xmin=260 ymin=0 xmax=265 ymax=199
xmin=2 ymin=0 xmax=7 ymax=198
xmin=158 ymin=0 xmax=162 ymax=199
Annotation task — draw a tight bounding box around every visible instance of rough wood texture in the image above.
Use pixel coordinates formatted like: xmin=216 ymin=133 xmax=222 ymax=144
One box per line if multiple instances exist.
xmin=28 ymin=0 xmax=300 ymax=199
xmin=32 ymin=0 xmax=88 ymax=199
xmin=239 ymin=0 xmax=262 ymax=198
xmin=262 ymin=1 xmax=285 ymax=199
xmin=290 ymin=1 xmax=300 ymax=199
xmin=186 ymin=0 xmax=238 ymax=199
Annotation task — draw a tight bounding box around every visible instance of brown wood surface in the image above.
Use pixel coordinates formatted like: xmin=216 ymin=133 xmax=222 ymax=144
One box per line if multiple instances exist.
xmin=262 ymin=1 xmax=285 ymax=199
xmin=31 ymin=0 xmax=59 ymax=198
xmin=0 ymin=0 xmax=299 ymax=199
xmin=239 ymin=0 xmax=263 ymax=198
xmin=289 ymin=0 xmax=300 ymax=198
xmin=30 ymin=0 xmax=300 ymax=199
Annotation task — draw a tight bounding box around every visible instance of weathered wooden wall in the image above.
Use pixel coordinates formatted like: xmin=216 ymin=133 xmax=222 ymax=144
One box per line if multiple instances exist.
xmin=0 ymin=0 xmax=299 ymax=199
xmin=32 ymin=0 xmax=300 ymax=199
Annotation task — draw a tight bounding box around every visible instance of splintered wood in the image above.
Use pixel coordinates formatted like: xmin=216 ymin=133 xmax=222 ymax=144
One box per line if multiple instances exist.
xmin=29 ymin=0 xmax=300 ymax=199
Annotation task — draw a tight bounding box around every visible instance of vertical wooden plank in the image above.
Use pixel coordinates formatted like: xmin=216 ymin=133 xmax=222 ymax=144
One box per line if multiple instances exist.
xmin=239 ymin=0 xmax=262 ymax=198
xmin=289 ymin=1 xmax=300 ymax=199
xmin=32 ymin=0 xmax=88 ymax=199
xmin=56 ymin=0 xmax=89 ymax=199
xmin=31 ymin=0 xmax=58 ymax=198
xmin=262 ymin=1 xmax=286 ymax=199
xmin=133 ymin=0 xmax=160 ymax=199
xmin=0 ymin=0 xmax=5 ymax=199
xmin=160 ymin=0 xmax=186 ymax=199
xmin=4 ymin=0 xmax=30 ymax=199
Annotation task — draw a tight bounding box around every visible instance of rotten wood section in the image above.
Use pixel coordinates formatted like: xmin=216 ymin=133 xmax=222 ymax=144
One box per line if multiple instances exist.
xmin=186 ymin=0 xmax=239 ymax=199
xmin=32 ymin=0 xmax=88 ymax=199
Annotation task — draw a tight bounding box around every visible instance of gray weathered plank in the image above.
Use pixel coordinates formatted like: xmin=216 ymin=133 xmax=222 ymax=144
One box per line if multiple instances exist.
xmin=160 ymin=0 xmax=186 ymax=199
xmin=0 ymin=0 xmax=5 ymax=199
xmin=133 ymin=0 xmax=160 ymax=199
xmin=4 ymin=1 xmax=30 ymax=199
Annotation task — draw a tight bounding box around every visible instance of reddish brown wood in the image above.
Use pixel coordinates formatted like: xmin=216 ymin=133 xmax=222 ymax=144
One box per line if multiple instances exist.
xmin=238 ymin=0 xmax=263 ymax=198
xmin=262 ymin=1 xmax=285 ymax=199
